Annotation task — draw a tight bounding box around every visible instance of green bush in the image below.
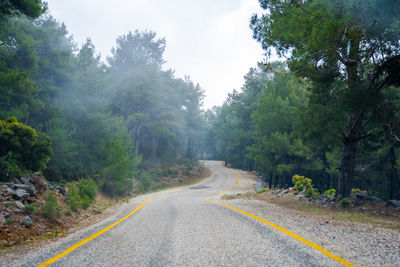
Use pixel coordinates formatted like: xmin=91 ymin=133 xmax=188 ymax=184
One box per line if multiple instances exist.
xmin=101 ymin=135 xmax=141 ymax=197
xmin=292 ymin=174 xmax=319 ymax=198
xmin=256 ymin=188 xmax=268 ymax=194
xmin=25 ymin=203 xmax=38 ymax=214
xmin=292 ymin=175 xmax=312 ymax=192
xmin=66 ymin=183 xmax=82 ymax=211
xmin=340 ymin=198 xmax=350 ymax=207
xmin=138 ymin=172 xmax=152 ymax=192
xmin=66 ymin=178 xmax=97 ymax=211
xmin=0 ymin=117 xmax=52 ymax=181
xmin=350 ymin=188 xmax=367 ymax=198
xmin=40 ymin=191 xmax=61 ymax=221
xmin=305 ymin=187 xmax=320 ymax=198
xmin=324 ymin=188 xmax=336 ymax=196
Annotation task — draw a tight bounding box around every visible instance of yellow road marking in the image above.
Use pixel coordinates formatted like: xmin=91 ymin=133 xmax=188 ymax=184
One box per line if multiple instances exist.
xmin=205 ymin=164 xmax=355 ymax=267
xmin=38 ymin=171 xmax=214 ymax=267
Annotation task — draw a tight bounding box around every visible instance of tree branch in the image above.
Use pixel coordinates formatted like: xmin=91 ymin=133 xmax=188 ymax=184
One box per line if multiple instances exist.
xmin=386 ymin=123 xmax=400 ymax=142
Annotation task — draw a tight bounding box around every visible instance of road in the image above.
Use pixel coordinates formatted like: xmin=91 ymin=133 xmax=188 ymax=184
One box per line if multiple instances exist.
xmin=9 ymin=161 xmax=352 ymax=267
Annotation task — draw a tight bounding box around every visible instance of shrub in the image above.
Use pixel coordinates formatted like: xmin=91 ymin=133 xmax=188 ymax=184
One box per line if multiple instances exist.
xmin=66 ymin=178 xmax=97 ymax=211
xmin=340 ymin=198 xmax=350 ymax=207
xmin=305 ymin=187 xmax=320 ymax=198
xmin=324 ymin=188 xmax=336 ymax=197
xmin=350 ymin=188 xmax=367 ymax=198
xmin=102 ymin=135 xmax=141 ymax=197
xmin=25 ymin=203 xmax=38 ymax=214
xmin=138 ymin=172 xmax=152 ymax=192
xmin=0 ymin=117 xmax=52 ymax=180
xmin=64 ymin=210 xmax=72 ymax=216
xmin=256 ymin=188 xmax=268 ymax=194
xmin=292 ymin=174 xmax=319 ymax=198
xmin=292 ymin=175 xmax=312 ymax=192
xmin=40 ymin=191 xmax=61 ymax=221
xmin=66 ymin=183 xmax=82 ymax=211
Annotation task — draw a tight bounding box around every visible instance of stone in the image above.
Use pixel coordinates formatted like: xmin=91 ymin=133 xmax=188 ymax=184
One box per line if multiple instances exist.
xmin=20 ymin=177 xmax=29 ymax=184
xmin=47 ymin=184 xmax=56 ymax=191
xmin=14 ymin=200 xmax=25 ymax=209
xmin=5 ymin=187 xmax=16 ymax=196
xmin=56 ymin=186 xmax=66 ymax=196
xmin=0 ymin=213 xmax=5 ymax=224
xmin=30 ymin=173 xmax=47 ymax=194
xmin=388 ymin=199 xmax=400 ymax=208
xmin=13 ymin=189 xmax=30 ymax=201
xmin=9 ymin=184 xmax=36 ymax=197
xmin=322 ymin=195 xmax=335 ymax=203
xmin=92 ymin=209 xmax=102 ymax=214
xmin=355 ymin=193 xmax=382 ymax=203
xmin=20 ymin=215 xmax=32 ymax=227
xmin=27 ymin=185 xmax=37 ymax=197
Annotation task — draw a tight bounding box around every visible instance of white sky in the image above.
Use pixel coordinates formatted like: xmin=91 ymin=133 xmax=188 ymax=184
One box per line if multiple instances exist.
xmin=45 ymin=0 xmax=265 ymax=109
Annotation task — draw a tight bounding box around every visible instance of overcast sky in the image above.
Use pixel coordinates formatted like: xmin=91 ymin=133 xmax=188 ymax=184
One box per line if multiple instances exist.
xmin=46 ymin=0 xmax=266 ymax=109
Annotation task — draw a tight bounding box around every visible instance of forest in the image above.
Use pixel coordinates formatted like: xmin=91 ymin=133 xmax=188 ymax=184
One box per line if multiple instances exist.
xmin=0 ymin=0 xmax=205 ymax=196
xmin=1 ymin=0 xmax=400 ymax=201
xmin=203 ymin=0 xmax=400 ymax=200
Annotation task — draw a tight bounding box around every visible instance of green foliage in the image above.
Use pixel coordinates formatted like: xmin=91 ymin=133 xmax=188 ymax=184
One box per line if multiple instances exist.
xmin=340 ymin=198 xmax=351 ymax=208
xmin=64 ymin=210 xmax=72 ymax=216
xmin=5 ymin=219 xmax=13 ymax=225
xmin=65 ymin=184 xmax=81 ymax=212
xmin=102 ymin=132 xmax=141 ymax=197
xmin=40 ymin=191 xmax=61 ymax=222
xmin=0 ymin=0 xmax=47 ymax=19
xmin=24 ymin=203 xmax=38 ymax=213
xmin=136 ymin=172 xmax=152 ymax=193
xmin=0 ymin=117 xmax=52 ymax=180
xmin=256 ymin=188 xmax=268 ymax=194
xmin=305 ymin=187 xmax=320 ymax=198
xmin=292 ymin=174 xmax=320 ymax=198
xmin=0 ymin=15 xmax=205 ymax=197
xmin=65 ymin=178 xmax=97 ymax=211
xmin=292 ymin=175 xmax=313 ymax=192
xmin=251 ymin=0 xmax=400 ymax=198
xmin=324 ymin=189 xmax=336 ymax=197
xmin=350 ymin=188 xmax=368 ymax=199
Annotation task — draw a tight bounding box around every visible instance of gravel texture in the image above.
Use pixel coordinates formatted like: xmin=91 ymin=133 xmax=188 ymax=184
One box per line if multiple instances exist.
xmin=2 ymin=161 xmax=398 ymax=266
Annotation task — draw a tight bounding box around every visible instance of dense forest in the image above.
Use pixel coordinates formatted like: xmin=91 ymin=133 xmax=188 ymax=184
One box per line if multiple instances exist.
xmin=203 ymin=0 xmax=400 ymax=200
xmin=1 ymin=0 xmax=400 ymax=201
xmin=0 ymin=0 xmax=205 ymax=196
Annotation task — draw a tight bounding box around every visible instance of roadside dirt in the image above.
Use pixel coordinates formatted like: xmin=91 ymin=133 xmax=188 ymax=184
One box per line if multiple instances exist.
xmin=221 ymin=166 xmax=400 ymax=230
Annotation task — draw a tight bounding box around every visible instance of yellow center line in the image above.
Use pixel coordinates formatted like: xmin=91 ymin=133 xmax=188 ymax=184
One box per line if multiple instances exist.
xmin=37 ymin=171 xmax=214 ymax=267
xmin=205 ymin=164 xmax=355 ymax=267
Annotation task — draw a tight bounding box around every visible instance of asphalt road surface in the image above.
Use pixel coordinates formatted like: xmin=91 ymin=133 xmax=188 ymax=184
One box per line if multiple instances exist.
xmin=10 ymin=161 xmax=350 ymax=267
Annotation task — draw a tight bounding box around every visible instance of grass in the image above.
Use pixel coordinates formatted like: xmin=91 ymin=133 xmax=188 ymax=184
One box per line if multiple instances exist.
xmin=221 ymin=193 xmax=243 ymax=200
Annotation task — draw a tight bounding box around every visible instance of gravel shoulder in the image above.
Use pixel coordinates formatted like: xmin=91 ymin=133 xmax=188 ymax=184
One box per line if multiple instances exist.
xmin=219 ymin=166 xmax=400 ymax=267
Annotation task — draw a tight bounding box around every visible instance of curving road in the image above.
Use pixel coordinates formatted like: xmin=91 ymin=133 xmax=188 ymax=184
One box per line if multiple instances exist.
xmin=9 ymin=161 xmax=349 ymax=267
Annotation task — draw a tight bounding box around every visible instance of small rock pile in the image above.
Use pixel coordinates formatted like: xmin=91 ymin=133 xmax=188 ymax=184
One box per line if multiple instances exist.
xmin=0 ymin=173 xmax=65 ymax=227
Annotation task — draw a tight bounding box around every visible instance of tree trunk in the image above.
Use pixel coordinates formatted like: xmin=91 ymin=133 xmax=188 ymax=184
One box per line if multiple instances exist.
xmin=151 ymin=136 xmax=159 ymax=161
xmin=337 ymin=112 xmax=364 ymax=199
xmin=389 ymin=147 xmax=400 ymax=199
xmin=268 ymin=174 xmax=273 ymax=189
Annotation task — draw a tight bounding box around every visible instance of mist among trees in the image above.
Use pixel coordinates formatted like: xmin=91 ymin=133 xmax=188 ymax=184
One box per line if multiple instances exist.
xmin=0 ymin=2 xmax=205 ymax=196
